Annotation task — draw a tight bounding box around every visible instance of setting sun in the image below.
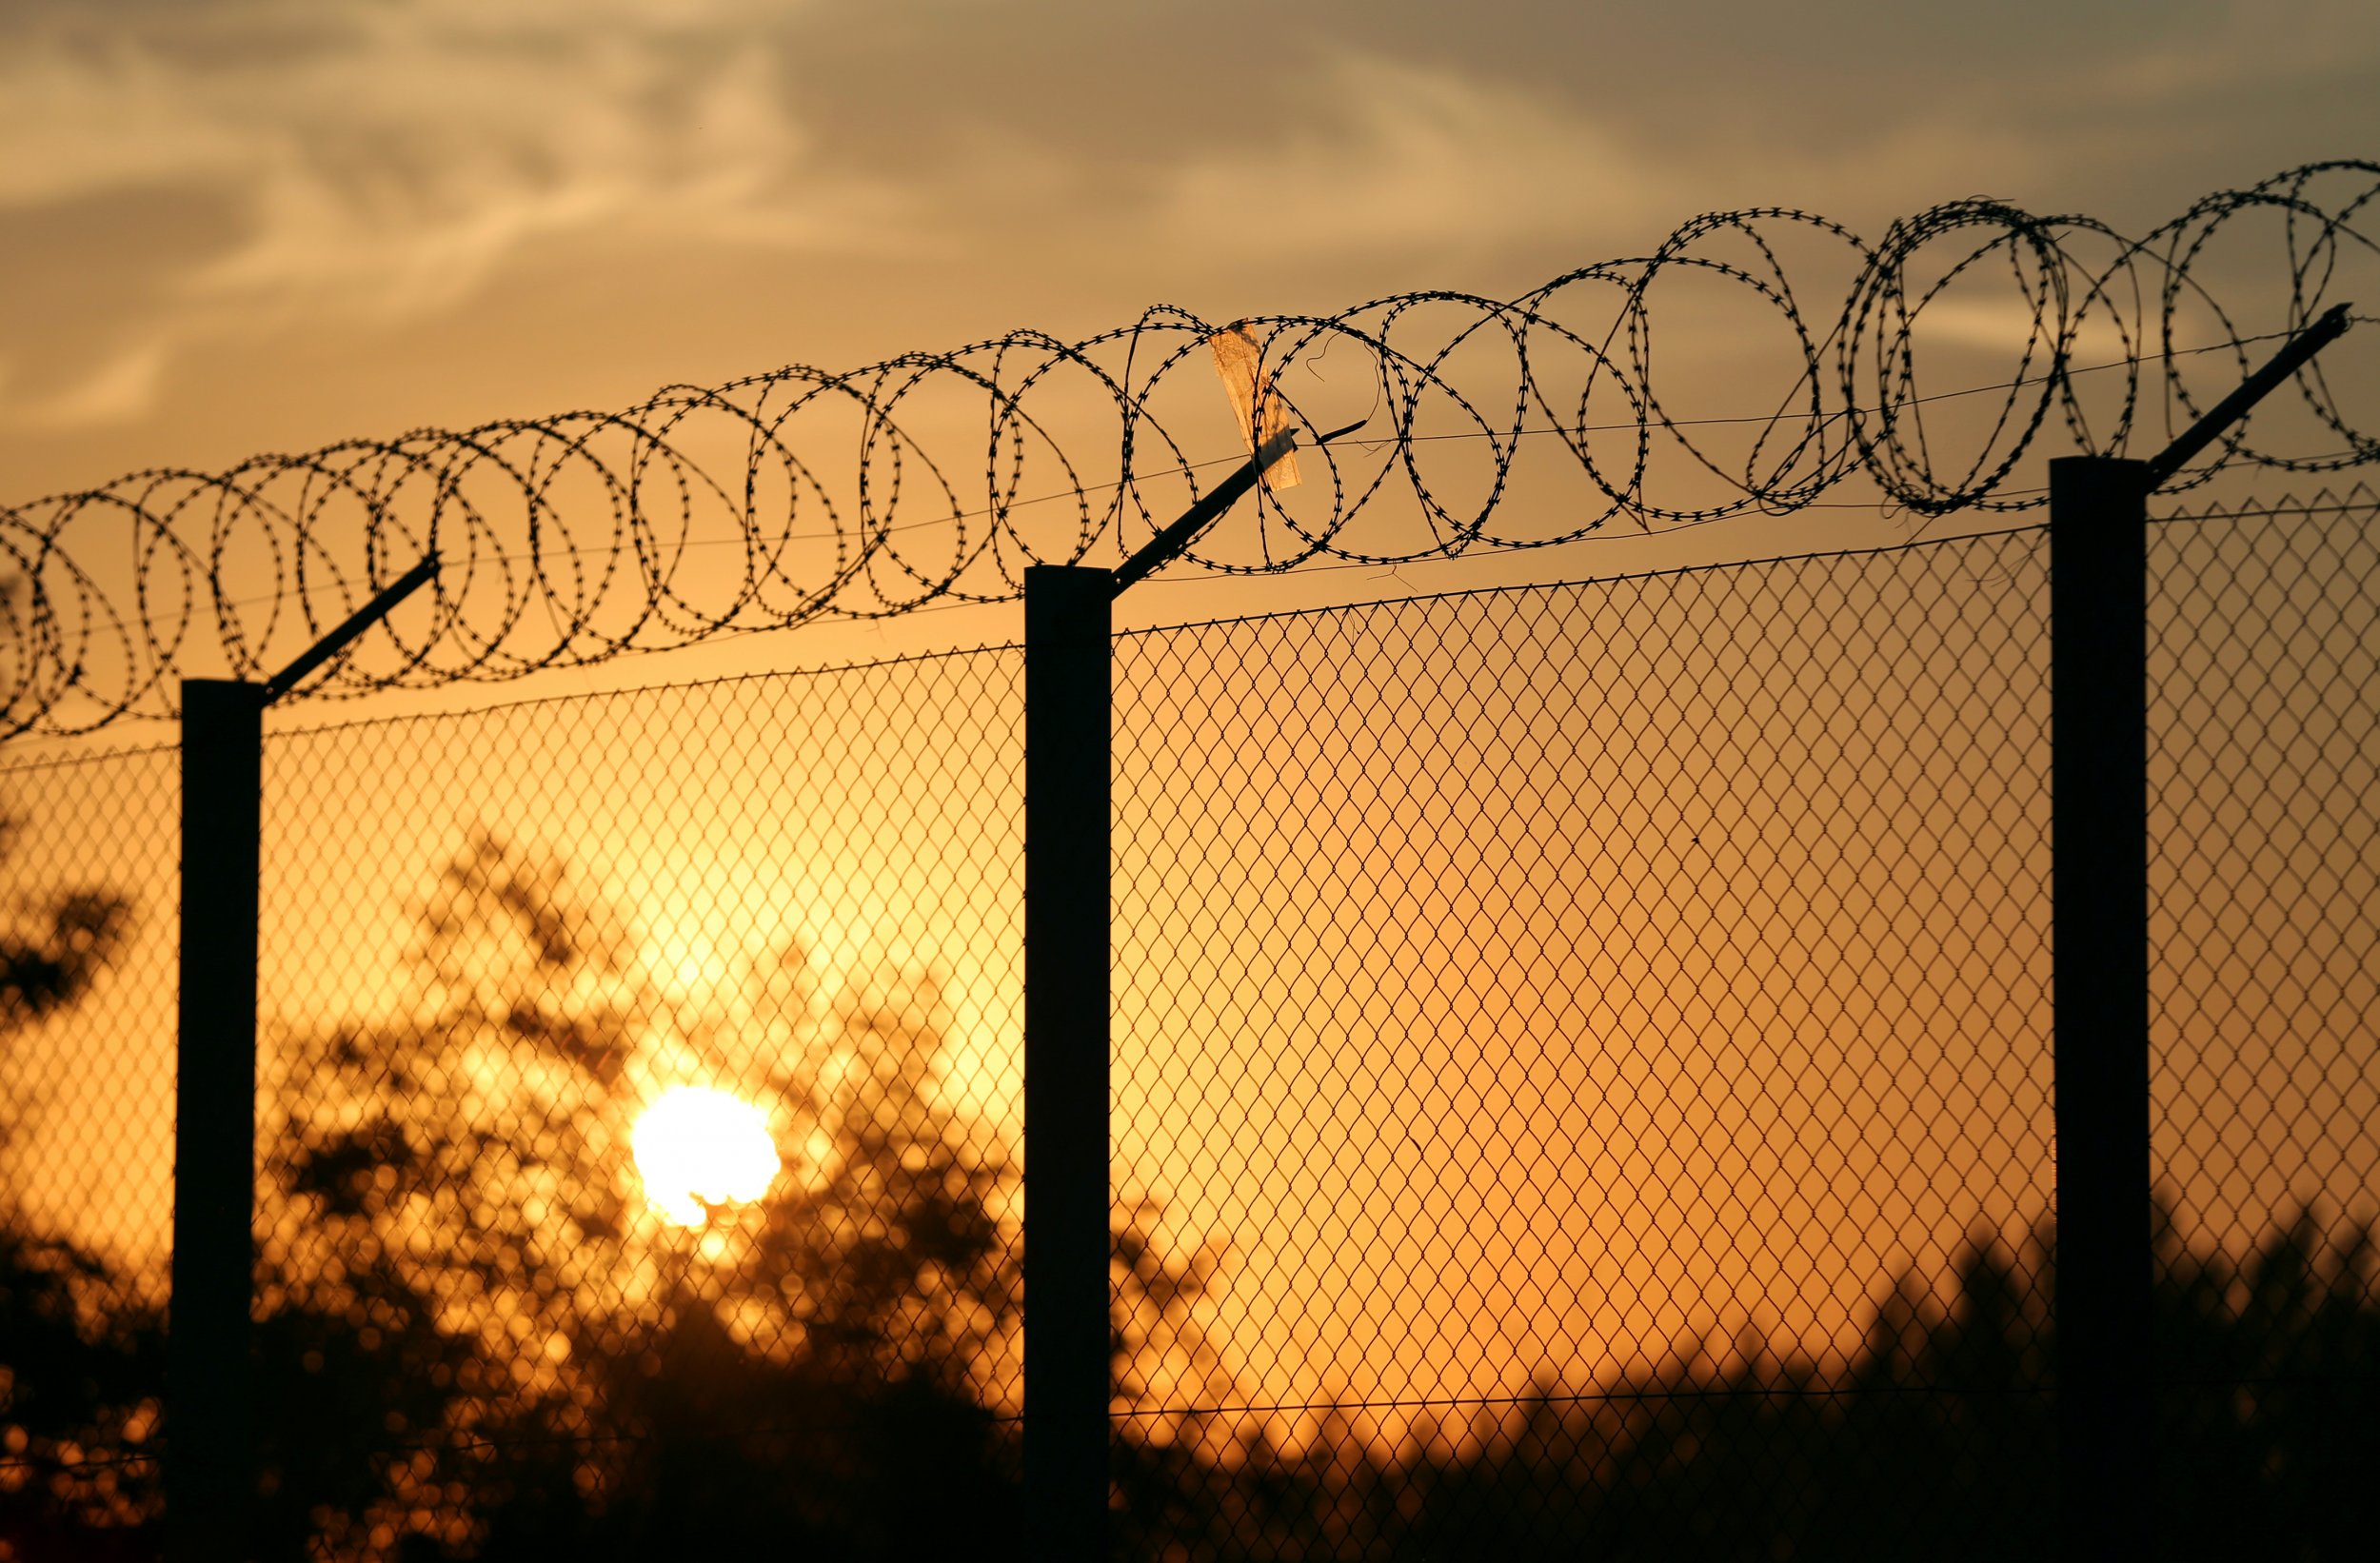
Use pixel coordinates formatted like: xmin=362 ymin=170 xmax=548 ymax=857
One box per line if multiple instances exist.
xmin=631 ymin=1086 xmax=779 ymax=1227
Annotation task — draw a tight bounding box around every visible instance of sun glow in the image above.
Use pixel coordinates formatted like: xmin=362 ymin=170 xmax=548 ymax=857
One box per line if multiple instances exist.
xmin=631 ymin=1086 xmax=779 ymax=1227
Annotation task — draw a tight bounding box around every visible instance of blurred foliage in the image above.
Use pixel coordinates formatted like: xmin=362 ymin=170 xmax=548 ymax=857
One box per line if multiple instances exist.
xmin=0 ymin=805 xmax=131 ymax=1058
xmin=251 ymin=834 xmax=1025 ymax=1560
xmin=0 ymin=831 xmax=2374 ymax=1557
xmin=1112 ymin=1209 xmax=2380 ymax=1562
xmin=0 ymin=801 xmax=154 ymax=1558
xmin=0 ymin=1229 xmax=165 ymax=1561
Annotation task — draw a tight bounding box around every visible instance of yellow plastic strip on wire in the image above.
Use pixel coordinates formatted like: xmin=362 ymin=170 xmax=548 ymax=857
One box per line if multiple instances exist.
xmin=1208 ymin=323 xmax=1301 ymax=491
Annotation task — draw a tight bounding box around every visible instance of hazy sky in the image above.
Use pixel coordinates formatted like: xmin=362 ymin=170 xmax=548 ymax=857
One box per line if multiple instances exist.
xmin=2 ymin=0 xmax=2372 ymax=1414
xmin=0 ymin=0 xmax=2374 ymax=683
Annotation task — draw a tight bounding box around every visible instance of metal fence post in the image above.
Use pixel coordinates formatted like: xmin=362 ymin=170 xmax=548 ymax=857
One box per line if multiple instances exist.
xmin=2048 ymin=455 xmax=2155 ymax=1558
xmin=171 ymin=678 xmax=264 ymax=1563
xmin=1023 ymin=564 xmax=1114 ymax=1559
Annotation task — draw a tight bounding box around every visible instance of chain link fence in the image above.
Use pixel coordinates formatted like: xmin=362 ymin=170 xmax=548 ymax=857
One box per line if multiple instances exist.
xmin=254 ymin=649 xmax=1026 ymax=1559
xmin=0 ymin=493 xmax=2373 ymax=1557
xmin=0 ymin=737 xmax=175 ymax=1551
xmin=2146 ymin=485 xmax=2380 ymax=1557
xmin=1111 ymin=527 xmax=2059 ymax=1557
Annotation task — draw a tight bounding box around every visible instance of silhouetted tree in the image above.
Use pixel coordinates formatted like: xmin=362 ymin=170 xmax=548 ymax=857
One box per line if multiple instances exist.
xmin=1192 ymin=1212 xmax=2375 ymax=1563
xmin=8 ymin=815 xmax=2376 ymax=1559
xmin=258 ymin=833 xmax=1023 ymax=1560
xmin=0 ymin=801 xmax=154 ymax=1557
xmin=0 ymin=814 xmax=130 ymax=1057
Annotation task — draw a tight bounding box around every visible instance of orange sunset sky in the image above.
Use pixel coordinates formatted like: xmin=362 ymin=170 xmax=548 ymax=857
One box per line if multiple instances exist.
xmin=4 ymin=0 xmax=2375 ymax=646
xmin=3 ymin=0 xmax=2377 ymax=1450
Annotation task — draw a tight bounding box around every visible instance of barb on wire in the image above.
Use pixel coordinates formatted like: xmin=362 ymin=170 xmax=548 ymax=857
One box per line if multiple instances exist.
xmin=4 ymin=161 xmax=2375 ymax=739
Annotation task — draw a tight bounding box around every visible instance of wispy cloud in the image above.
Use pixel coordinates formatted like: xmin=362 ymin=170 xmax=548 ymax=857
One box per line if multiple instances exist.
xmin=1 ymin=0 xmax=2371 ymax=446
xmin=1148 ymin=53 xmax=1662 ymax=261
xmin=0 ymin=0 xmax=903 ymax=425
xmin=2091 ymin=0 xmax=2380 ymax=105
xmin=1 ymin=343 xmax=169 ymax=433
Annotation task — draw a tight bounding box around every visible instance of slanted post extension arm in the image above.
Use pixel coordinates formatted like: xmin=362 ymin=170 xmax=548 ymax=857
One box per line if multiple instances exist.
xmin=1111 ymin=419 xmax=1368 ymax=597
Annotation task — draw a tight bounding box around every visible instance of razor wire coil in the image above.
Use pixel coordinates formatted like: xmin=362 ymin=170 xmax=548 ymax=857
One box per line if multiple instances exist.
xmin=3 ymin=161 xmax=2374 ymax=738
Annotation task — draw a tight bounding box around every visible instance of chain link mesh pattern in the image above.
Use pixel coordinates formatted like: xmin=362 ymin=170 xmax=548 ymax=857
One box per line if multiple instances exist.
xmin=249 ymin=648 xmax=1024 ymax=1557
xmin=0 ymin=740 xmax=174 ymax=1543
xmin=2147 ymin=485 xmax=2380 ymax=1553
xmin=1111 ymin=530 xmax=2059 ymax=1555
xmin=1 ymin=496 xmax=2375 ymax=1555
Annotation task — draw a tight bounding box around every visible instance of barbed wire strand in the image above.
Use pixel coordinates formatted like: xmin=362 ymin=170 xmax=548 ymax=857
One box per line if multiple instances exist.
xmin=4 ymin=161 xmax=2374 ymax=740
